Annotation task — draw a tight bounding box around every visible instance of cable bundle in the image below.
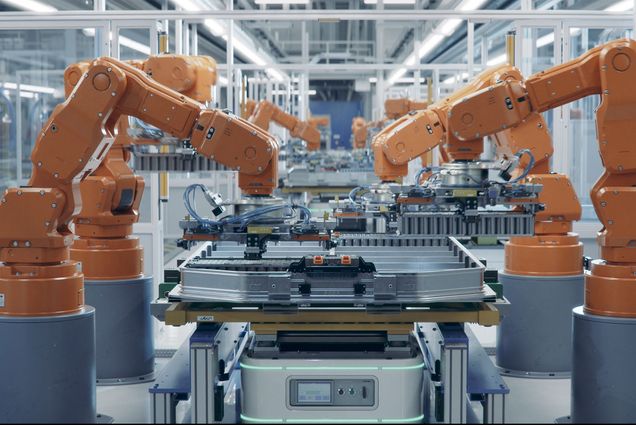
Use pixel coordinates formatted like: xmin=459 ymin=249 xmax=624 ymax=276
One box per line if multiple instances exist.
xmin=183 ymin=184 xmax=311 ymax=231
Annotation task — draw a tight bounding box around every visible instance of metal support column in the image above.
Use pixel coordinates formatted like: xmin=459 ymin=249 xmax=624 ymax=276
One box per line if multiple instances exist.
xmin=442 ymin=330 xmax=468 ymax=423
xmin=419 ymin=323 xmax=469 ymax=424
xmin=484 ymin=393 xmax=506 ymax=424
xmin=152 ymin=393 xmax=177 ymax=424
xmin=190 ymin=323 xmax=249 ymax=424
xmin=375 ymin=0 xmax=385 ymax=120
xmin=467 ymin=20 xmax=475 ymax=77
xmin=226 ymin=2 xmax=234 ymax=111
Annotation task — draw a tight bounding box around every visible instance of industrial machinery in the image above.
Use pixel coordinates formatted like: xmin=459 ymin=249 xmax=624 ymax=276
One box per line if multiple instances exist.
xmin=351 ymin=97 xmax=428 ymax=151
xmin=365 ymin=64 xmax=584 ymax=377
xmin=332 ymin=66 xmax=561 ymax=241
xmin=446 ymin=38 xmax=636 ymax=422
xmin=247 ymin=98 xmax=321 ymax=151
xmin=0 ymin=56 xmax=277 ymax=423
xmin=351 ymin=116 xmax=368 ymax=149
xmin=178 ymin=184 xmax=322 ymax=259
xmin=63 ymin=54 xmax=225 ymax=384
xmin=384 ymin=97 xmax=428 ymax=120
xmin=351 ymin=116 xmax=387 ymax=150
xmin=282 ymin=147 xmax=377 ymax=199
xmin=153 ymin=238 xmax=508 ymax=424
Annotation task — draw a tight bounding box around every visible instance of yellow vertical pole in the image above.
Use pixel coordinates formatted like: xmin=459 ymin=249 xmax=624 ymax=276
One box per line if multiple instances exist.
xmin=506 ymin=31 xmax=516 ymax=66
xmin=159 ymin=31 xmax=170 ymax=202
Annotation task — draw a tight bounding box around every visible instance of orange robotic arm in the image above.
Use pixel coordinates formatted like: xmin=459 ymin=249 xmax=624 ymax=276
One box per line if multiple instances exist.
xmin=65 ymin=56 xmax=219 ymax=234
xmin=384 ymin=98 xmax=428 ymax=120
xmin=351 ymin=117 xmax=368 ymax=149
xmin=249 ymin=100 xmax=321 ymax=150
xmin=0 ymin=57 xmax=275 ymax=315
xmin=372 ymin=64 xmax=529 ymax=182
xmin=448 ymin=38 xmax=636 ymax=316
xmin=308 ymin=116 xmax=329 ymax=128
xmin=242 ymin=98 xmax=257 ymax=120
xmin=0 ymin=57 xmax=276 ymax=263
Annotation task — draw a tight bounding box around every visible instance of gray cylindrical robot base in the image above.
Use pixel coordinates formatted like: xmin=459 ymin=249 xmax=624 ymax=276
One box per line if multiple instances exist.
xmin=496 ymin=272 xmax=583 ymax=377
xmin=0 ymin=307 xmax=97 ymax=424
xmin=571 ymin=306 xmax=636 ymax=423
xmin=84 ymin=276 xmax=155 ymax=384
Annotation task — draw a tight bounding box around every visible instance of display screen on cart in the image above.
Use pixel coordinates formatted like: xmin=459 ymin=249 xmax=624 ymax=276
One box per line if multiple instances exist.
xmin=297 ymin=382 xmax=332 ymax=403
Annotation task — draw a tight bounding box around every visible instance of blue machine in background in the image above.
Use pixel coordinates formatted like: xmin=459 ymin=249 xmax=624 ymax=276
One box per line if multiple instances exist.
xmin=310 ymin=100 xmax=362 ymax=150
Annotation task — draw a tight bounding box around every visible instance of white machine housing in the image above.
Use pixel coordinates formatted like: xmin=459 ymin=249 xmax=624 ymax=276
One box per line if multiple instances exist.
xmin=240 ymin=352 xmax=425 ymax=423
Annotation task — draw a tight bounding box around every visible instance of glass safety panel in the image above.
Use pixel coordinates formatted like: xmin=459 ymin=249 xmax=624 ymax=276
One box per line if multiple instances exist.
xmin=566 ymin=26 xmax=632 ymax=220
xmin=0 ymin=28 xmax=96 ymax=190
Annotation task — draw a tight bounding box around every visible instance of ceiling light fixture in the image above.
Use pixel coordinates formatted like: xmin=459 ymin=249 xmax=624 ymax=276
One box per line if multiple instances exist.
xmin=364 ymin=0 xmax=416 ymax=4
xmin=387 ymin=0 xmax=488 ymax=86
xmin=2 ymin=82 xmax=56 ymax=94
xmin=170 ymin=0 xmax=287 ymax=82
xmin=0 ymin=0 xmax=55 ymax=12
xmin=255 ymin=0 xmax=310 ymax=4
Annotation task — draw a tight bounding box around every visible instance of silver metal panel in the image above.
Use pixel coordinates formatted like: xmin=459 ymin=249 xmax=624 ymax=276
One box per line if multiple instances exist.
xmin=174 ymin=238 xmax=488 ymax=305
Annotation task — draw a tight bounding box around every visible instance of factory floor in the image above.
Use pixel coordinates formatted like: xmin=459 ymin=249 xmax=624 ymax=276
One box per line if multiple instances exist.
xmin=95 ymin=242 xmax=574 ymax=424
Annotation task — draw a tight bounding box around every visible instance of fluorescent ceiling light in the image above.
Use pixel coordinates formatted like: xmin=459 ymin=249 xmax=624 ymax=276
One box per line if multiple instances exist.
xmin=266 ymin=68 xmax=286 ymax=82
xmin=387 ymin=67 xmax=408 ymax=86
xmin=435 ymin=19 xmax=462 ymax=36
xmin=457 ymin=0 xmax=488 ymax=10
xmin=418 ymin=33 xmax=445 ymax=57
xmin=171 ymin=0 xmax=286 ymax=81
xmin=390 ymin=77 xmax=428 ymax=83
xmin=606 ymin=0 xmax=633 ymax=12
xmin=3 ymin=89 xmax=34 ymax=99
xmin=204 ymin=19 xmax=226 ymax=37
xmin=119 ymin=36 xmax=151 ymax=55
xmin=82 ymin=28 xmax=150 ymax=55
xmin=4 ymin=0 xmax=151 ymax=57
xmin=0 ymin=0 xmax=56 ymax=12
xmin=225 ymin=36 xmax=267 ymax=66
xmin=387 ymin=0 xmax=487 ymax=86
xmin=442 ymin=72 xmax=469 ymax=85
xmin=255 ymin=0 xmax=309 ymax=4
xmin=364 ymin=0 xmax=416 ymax=4
xmin=271 ymin=89 xmax=316 ymax=95
xmin=536 ymin=2 xmax=630 ymax=49
xmin=2 ymin=82 xmax=57 ymax=94
xmin=486 ymin=54 xmax=506 ymax=66
xmin=404 ymin=54 xmax=417 ymax=66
